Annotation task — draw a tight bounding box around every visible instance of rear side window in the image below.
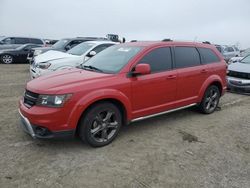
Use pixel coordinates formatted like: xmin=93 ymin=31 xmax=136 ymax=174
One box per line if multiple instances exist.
xmin=199 ymin=48 xmax=220 ymax=64
xmin=30 ymin=38 xmax=43 ymax=44
xmin=15 ymin=37 xmax=29 ymax=44
xmin=138 ymin=47 xmax=172 ymax=73
xmin=175 ymin=47 xmax=201 ymax=68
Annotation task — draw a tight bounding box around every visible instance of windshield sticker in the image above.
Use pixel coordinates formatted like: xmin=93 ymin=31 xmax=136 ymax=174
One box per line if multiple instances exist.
xmin=117 ymin=47 xmax=131 ymax=52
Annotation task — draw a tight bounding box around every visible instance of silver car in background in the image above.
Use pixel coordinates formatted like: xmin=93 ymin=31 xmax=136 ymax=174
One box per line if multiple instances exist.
xmin=227 ymin=55 xmax=250 ymax=93
xmin=215 ymin=45 xmax=240 ymax=62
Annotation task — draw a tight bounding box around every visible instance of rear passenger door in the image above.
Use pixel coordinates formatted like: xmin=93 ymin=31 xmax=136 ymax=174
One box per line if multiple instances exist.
xmin=174 ymin=46 xmax=209 ymax=103
xmin=131 ymin=47 xmax=177 ymax=116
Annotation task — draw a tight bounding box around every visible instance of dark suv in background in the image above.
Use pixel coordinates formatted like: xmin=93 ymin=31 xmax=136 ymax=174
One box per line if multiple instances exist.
xmin=0 ymin=36 xmax=45 ymax=50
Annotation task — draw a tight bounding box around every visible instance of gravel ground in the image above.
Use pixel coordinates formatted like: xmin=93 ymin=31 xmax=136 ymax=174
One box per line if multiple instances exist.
xmin=0 ymin=64 xmax=249 ymax=188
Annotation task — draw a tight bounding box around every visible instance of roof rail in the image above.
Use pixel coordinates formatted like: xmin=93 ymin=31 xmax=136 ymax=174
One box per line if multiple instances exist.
xmin=162 ymin=39 xmax=172 ymax=42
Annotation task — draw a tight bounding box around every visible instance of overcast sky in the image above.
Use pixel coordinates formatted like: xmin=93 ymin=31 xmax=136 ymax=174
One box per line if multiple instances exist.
xmin=0 ymin=0 xmax=249 ymax=48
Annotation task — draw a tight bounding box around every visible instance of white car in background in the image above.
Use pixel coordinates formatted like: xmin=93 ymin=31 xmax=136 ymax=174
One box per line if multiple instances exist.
xmin=228 ymin=48 xmax=250 ymax=64
xmin=30 ymin=41 xmax=116 ymax=79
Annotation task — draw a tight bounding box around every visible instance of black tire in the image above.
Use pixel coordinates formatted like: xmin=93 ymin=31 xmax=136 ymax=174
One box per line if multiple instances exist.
xmin=79 ymin=102 xmax=122 ymax=147
xmin=199 ymin=85 xmax=220 ymax=114
xmin=1 ymin=54 xmax=14 ymax=64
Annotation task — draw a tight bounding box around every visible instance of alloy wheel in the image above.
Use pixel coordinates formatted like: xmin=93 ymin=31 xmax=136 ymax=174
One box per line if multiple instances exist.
xmin=90 ymin=110 xmax=119 ymax=143
xmin=2 ymin=55 xmax=13 ymax=64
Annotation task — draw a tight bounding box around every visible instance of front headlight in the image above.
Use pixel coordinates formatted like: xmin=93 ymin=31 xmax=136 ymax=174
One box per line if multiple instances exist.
xmin=38 ymin=62 xmax=51 ymax=69
xmin=34 ymin=50 xmax=42 ymax=56
xmin=37 ymin=94 xmax=72 ymax=107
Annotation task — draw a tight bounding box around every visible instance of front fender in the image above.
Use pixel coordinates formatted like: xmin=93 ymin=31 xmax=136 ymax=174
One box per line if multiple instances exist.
xmin=67 ymin=89 xmax=132 ymax=129
xmin=198 ymin=75 xmax=223 ymax=102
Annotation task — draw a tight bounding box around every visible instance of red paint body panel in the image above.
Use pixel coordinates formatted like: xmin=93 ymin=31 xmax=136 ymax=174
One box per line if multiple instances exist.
xmin=19 ymin=41 xmax=227 ymax=133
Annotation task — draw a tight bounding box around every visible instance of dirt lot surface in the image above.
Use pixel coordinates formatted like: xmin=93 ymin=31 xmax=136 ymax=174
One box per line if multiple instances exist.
xmin=0 ymin=64 xmax=249 ymax=188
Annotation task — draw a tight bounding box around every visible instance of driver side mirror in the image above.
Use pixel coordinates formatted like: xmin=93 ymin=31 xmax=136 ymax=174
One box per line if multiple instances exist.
xmin=88 ymin=51 xmax=97 ymax=57
xmin=132 ymin=64 xmax=151 ymax=76
xmin=65 ymin=45 xmax=71 ymax=51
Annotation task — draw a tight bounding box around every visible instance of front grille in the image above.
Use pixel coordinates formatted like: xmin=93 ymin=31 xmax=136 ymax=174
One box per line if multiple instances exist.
xmin=28 ymin=50 xmax=35 ymax=58
xmin=228 ymin=70 xmax=250 ymax=79
xmin=23 ymin=90 xmax=39 ymax=108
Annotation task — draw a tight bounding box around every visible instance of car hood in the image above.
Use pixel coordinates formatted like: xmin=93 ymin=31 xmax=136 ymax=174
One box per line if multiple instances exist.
xmin=34 ymin=50 xmax=77 ymax=64
xmin=228 ymin=62 xmax=250 ymax=73
xmin=48 ymin=56 xmax=83 ymax=68
xmin=0 ymin=44 xmax=20 ymax=50
xmin=229 ymin=56 xmax=243 ymax=62
xmin=0 ymin=49 xmax=18 ymax=53
xmin=26 ymin=68 xmax=113 ymax=94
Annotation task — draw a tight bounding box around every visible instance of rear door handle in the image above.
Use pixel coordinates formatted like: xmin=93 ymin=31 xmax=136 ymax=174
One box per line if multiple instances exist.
xmin=201 ymin=69 xmax=208 ymax=73
xmin=166 ymin=75 xmax=177 ymax=79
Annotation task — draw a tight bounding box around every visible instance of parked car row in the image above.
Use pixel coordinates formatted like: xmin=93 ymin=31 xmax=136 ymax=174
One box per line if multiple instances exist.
xmin=30 ymin=40 xmax=116 ymax=78
xmin=18 ymin=40 xmax=228 ymax=147
xmin=215 ymin=44 xmax=240 ymax=62
xmin=0 ymin=34 xmax=123 ymax=64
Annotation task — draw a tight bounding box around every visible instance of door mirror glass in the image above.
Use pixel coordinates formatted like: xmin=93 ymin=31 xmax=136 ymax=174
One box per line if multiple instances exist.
xmin=133 ymin=64 xmax=151 ymax=76
xmin=88 ymin=51 xmax=97 ymax=57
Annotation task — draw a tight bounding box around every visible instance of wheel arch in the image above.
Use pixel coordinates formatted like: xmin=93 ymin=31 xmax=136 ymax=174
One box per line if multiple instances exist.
xmin=75 ymin=98 xmax=128 ymax=136
xmin=198 ymin=75 xmax=223 ymax=102
xmin=68 ymin=89 xmax=132 ymax=135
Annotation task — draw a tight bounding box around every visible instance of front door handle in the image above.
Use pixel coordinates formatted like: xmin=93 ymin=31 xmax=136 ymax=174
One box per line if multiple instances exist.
xmin=166 ymin=75 xmax=177 ymax=79
xmin=201 ymin=69 xmax=208 ymax=73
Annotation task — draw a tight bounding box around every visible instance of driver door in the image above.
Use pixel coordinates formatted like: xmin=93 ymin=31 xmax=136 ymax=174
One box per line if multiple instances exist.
xmin=130 ymin=47 xmax=177 ymax=118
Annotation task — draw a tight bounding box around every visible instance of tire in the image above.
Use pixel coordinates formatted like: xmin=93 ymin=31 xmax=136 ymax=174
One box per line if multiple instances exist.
xmin=199 ymin=85 xmax=220 ymax=114
xmin=1 ymin=54 xmax=14 ymax=64
xmin=79 ymin=102 xmax=122 ymax=147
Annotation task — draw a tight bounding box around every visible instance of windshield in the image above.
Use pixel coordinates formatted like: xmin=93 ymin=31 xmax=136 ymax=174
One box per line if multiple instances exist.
xmin=52 ymin=39 xmax=69 ymax=49
xmin=82 ymin=45 xmax=143 ymax=73
xmin=241 ymin=55 xmax=250 ymax=64
xmin=241 ymin=48 xmax=250 ymax=57
xmin=67 ymin=42 xmax=94 ymax=56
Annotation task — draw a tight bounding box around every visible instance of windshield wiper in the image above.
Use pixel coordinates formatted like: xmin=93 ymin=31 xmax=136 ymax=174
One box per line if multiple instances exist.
xmin=82 ymin=65 xmax=103 ymax=72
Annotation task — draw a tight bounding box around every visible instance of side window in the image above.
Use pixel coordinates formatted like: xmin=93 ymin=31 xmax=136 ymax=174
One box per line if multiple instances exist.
xmin=225 ymin=47 xmax=234 ymax=52
xmin=175 ymin=47 xmax=201 ymax=68
xmin=15 ymin=38 xmax=29 ymax=44
xmin=199 ymin=48 xmax=220 ymax=64
xmin=30 ymin=38 xmax=43 ymax=44
xmin=92 ymin=44 xmax=114 ymax=53
xmin=138 ymin=47 xmax=172 ymax=73
xmin=3 ymin=37 xmax=15 ymax=44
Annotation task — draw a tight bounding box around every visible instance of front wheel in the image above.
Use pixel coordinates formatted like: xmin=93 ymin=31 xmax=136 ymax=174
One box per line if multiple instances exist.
xmin=199 ymin=85 xmax=220 ymax=114
xmin=1 ymin=54 xmax=14 ymax=64
xmin=79 ymin=102 xmax=122 ymax=147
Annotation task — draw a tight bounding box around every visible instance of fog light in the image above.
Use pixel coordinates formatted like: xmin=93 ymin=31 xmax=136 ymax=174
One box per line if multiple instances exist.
xmin=35 ymin=127 xmax=49 ymax=136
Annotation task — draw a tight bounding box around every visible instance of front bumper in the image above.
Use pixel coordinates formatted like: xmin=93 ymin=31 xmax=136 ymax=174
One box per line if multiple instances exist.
xmin=19 ymin=100 xmax=75 ymax=139
xmin=227 ymin=76 xmax=250 ymax=93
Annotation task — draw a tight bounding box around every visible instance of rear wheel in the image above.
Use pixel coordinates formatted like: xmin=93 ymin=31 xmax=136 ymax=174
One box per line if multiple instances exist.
xmin=199 ymin=85 xmax=220 ymax=114
xmin=1 ymin=54 xmax=13 ymax=64
xmin=79 ymin=102 xmax=122 ymax=147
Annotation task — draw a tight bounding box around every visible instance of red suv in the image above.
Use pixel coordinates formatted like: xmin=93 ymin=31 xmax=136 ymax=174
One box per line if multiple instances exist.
xmin=19 ymin=41 xmax=227 ymax=147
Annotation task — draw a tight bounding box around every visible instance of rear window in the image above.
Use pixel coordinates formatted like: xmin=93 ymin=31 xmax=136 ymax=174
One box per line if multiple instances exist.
xmin=30 ymin=38 xmax=43 ymax=44
xmin=199 ymin=48 xmax=220 ymax=64
xmin=175 ymin=47 xmax=201 ymax=68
